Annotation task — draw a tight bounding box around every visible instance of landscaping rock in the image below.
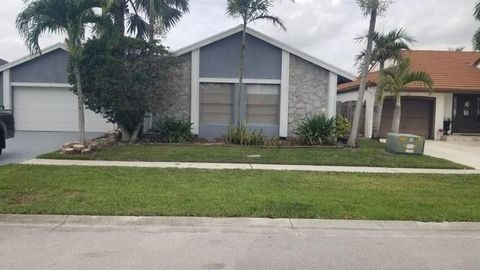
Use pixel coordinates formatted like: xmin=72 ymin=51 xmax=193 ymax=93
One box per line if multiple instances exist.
xmin=62 ymin=148 xmax=75 ymax=155
xmin=72 ymin=144 xmax=85 ymax=152
xmin=81 ymin=149 xmax=91 ymax=155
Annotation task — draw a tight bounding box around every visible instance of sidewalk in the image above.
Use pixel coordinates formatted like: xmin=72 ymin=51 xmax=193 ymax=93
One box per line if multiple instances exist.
xmin=23 ymin=158 xmax=480 ymax=174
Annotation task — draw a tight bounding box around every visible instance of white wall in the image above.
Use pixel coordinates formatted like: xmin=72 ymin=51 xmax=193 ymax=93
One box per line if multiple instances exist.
xmin=337 ymin=87 xmax=376 ymax=138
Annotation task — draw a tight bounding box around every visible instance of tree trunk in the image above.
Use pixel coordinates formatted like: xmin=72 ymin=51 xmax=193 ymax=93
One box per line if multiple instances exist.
xmin=371 ymin=94 xmax=384 ymax=138
xmin=371 ymin=62 xmax=385 ymax=139
xmin=391 ymin=93 xmax=402 ymax=133
xmin=113 ymin=0 xmax=126 ymax=35
xmin=148 ymin=0 xmax=155 ymax=44
xmin=73 ymin=63 xmax=86 ymax=145
xmin=236 ymin=22 xmax=247 ymax=127
xmin=129 ymin=122 xmax=143 ymax=143
xmin=347 ymin=7 xmax=378 ymax=147
xmin=118 ymin=124 xmax=131 ymax=142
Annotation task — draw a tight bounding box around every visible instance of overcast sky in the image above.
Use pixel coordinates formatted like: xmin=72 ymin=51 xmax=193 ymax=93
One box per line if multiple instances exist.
xmin=0 ymin=0 xmax=478 ymax=74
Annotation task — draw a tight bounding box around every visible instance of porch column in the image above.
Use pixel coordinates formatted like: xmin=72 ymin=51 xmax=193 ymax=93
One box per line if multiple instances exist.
xmin=279 ymin=51 xmax=290 ymax=138
xmin=190 ymin=49 xmax=200 ymax=135
xmin=328 ymin=72 xmax=338 ymax=119
xmin=364 ymin=87 xmax=375 ymax=139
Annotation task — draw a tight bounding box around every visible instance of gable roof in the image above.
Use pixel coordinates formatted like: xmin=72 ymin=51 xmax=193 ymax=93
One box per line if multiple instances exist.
xmin=339 ymin=50 xmax=480 ymax=93
xmin=173 ymin=25 xmax=355 ymax=81
xmin=0 ymin=43 xmax=68 ymax=73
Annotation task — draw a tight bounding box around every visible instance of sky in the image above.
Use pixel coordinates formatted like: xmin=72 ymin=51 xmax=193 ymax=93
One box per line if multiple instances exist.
xmin=0 ymin=0 xmax=478 ymax=74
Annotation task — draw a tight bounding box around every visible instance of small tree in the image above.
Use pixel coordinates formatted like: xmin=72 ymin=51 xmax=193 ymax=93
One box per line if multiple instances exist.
xmin=16 ymin=0 xmax=100 ymax=145
xmin=347 ymin=0 xmax=392 ymax=147
xmin=356 ymin=29 xmax=415 ymax=138
xmin=71 ymin=36 xmax=176 ymax=142
xmin=378 ymin=58 xmax=433 ymax=133
xmin=226 ymin=0 xmax=292 ymax=126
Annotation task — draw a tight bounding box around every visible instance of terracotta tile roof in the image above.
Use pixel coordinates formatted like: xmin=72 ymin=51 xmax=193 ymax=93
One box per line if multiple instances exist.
xmin=338 ymin=50 xmax=480 ymax=93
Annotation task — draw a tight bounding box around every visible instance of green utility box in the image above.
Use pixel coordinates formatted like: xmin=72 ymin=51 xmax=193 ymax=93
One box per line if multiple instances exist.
xmin=386 ymin=133 xmax=425 ymax=155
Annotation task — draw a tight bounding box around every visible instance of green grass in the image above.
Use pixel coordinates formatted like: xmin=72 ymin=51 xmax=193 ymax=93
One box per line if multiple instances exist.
xmin=38 ymin=140 xmax=467 ymax=169
xmin=1 ymin=165 xmax=480 ymax=221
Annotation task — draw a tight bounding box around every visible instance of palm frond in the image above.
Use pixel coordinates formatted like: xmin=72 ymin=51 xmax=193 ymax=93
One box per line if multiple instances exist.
xmin=251 ymin=14 xmax=286 ymax=30
xmin=126 ymin=13 xmax=149 ymax=39
xmin=474 ymin=28 xmax=480 ymax=51
xmin=475 ymin=1 xmax=480 ymax=21
xmin=404 ymin=71 xmax=433 ymax=92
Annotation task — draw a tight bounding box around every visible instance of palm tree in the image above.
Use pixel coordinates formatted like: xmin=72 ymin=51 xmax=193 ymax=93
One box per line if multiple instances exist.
xmin=378 ymin=57 xmax=433 ymax=133
xmin=348 ymin=0 xmax=392 ymax=147
xmin=356 ymin=29 xmax=415 ymax=138
xmin=16 ymin=0 xmax=101 ymax=145
xmin=226 ymin=0 xmax=291 ymax=127
xmin=474 ymin=1 xmax=480 ymax=51
xmin=104 ymin=0 xmax=189 ymax=42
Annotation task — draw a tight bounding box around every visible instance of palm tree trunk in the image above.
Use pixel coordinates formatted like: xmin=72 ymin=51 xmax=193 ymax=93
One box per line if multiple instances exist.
xmin=73 ymin=62 xmax=86 ymax=145
xmin=371 ymin=62 xmax=385 ymax=139
xmin=148 ymin=0 xmax=155 ymax=44
xmin=237 ymin=21 xmax=247 ymax=127
xmin=113 ymin=0 xmax=126 ymax=35
xmin=391 ymin=93 xmax=402 ymax=133
xmin=347 ymin=7 xmax=378 ymax=147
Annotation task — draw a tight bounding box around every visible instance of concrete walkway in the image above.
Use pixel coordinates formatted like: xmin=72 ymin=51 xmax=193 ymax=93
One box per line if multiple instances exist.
xmin=425 ymin=140 xmax=480 ymax=170
xmin=23 ymin=158 xmax=480 ymax=174
xmin=1 ymin=215 xmax=480 ymax=270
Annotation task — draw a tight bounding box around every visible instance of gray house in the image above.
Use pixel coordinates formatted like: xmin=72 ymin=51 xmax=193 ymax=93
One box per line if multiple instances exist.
xmin=1 ymin=26 xmax=353 ymax=138
xmin=155 ymin=25 xmax=354 ymax=138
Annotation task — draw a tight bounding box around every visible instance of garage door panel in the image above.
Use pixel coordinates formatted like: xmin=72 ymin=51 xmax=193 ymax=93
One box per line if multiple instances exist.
xmin=14 ymin=87 xmax=114 ymax=132
xmin=380 ymin=97 xmax=433 ymax=139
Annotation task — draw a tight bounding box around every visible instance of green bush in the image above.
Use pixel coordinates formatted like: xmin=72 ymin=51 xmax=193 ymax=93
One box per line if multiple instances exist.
xmin=225 ymin=124 xmax=266 ymax=146
xmin=150 ymin=118 xmax=193 ymax=143
xmin=296 ymin=114 xmax=337 ymax=145
xmin=335 ymin=115 xmax=351 ymax=140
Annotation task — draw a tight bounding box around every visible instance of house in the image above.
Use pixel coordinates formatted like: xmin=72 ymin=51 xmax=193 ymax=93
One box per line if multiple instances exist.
xmin=338 ymin=50 xmax=480 ymax=140
xmin=1 ymin=26 xmax=354 ymax=137
xmin=0 ymin=44 xmax=114 ymax=132
xmin=155 ymin=25 xmax=354 ymax=138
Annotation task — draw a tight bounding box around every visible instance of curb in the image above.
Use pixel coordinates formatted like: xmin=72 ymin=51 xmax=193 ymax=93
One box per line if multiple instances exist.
xmin=1 ymin=215 xmax=480 ymax=232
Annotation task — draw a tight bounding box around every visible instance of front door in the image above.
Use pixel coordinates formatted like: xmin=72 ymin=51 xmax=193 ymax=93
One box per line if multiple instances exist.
xmin=453 ymin=94 xmax=480 ymax=133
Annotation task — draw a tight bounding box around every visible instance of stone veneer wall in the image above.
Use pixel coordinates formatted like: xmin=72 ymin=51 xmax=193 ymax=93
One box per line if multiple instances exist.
xmin=288 ymin=54 xmax=330 ymax=137
xmin=152 ymin=52 xmax=192 ymax=121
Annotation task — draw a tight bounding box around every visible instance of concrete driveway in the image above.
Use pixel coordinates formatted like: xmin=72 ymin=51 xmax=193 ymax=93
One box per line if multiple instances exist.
xmin=0 ymin=131 xmax=104 ymax=165
xmin=425 ymin=140 xmax=480 ymax=170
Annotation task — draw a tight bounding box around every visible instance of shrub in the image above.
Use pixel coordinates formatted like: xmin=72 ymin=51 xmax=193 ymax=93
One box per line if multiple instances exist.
xmin=149 ymin=118 xmax=193 ymax=143
xmin=296 ymin=114 xmax=337 ymax=145
xmin=335 ymin=115 xmax=351 ymax=140
xmin=224 ymin=124 xmax=266 ymax=146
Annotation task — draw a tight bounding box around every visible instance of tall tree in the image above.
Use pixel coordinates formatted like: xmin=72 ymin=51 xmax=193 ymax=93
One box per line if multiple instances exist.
xmin=16 ymin=0 xmax=101 ymax=145
xmin=378 ymin=57 xmax=433 ymax=133
xmin=474 ymin=1 xmax=480 ymax=51
xmin=104 ymin=0 xmax=189 ymax=41
xmin=347 ymin=0 xmax=392 ymax=147
xmin=356 ymin=29 xmax=415 ymax=138
xmin=226 ymin=0 xmax=292 ymax=126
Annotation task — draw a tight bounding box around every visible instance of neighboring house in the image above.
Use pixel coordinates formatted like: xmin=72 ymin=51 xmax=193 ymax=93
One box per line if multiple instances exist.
xmin=0 ymin=26 xmax=354 ymax=137
xmin=156 ymin=25 xmax=354 ymax=138
xmin=0 ymin=44 xmax=114 ymax=132
xmin=338 ymin=50 xmax=480 ymax=140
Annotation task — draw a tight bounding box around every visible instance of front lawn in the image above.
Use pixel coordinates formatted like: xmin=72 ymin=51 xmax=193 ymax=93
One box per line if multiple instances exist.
xmin=1 ymin=165 xmax=479 ymax=221
xmin=38 ymin=140 xmax=467 ymax=169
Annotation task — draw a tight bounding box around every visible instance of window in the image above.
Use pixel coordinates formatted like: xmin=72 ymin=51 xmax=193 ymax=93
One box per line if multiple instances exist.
xmin=200 ymin=83 xmax=233 ymax=124
xmin=246 ymin=84 xmax=280 ymax=125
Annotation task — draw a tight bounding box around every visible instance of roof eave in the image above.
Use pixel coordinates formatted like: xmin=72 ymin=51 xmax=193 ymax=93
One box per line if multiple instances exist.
xmin=172 ymin=25 xmax=355 ymax=81
xmin=0 ymin=43 xmax=68 ymax=72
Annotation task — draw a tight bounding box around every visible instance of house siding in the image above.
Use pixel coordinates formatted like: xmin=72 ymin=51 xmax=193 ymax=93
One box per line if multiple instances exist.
xmin=199 ymin=32 xmax=282 ymax=79
xmin=288 ymin=54 xmax=330 ymax=136
xmin=10 ymin=49 xmax=69 ymax=84
xmin=152 ymin=53 xmax=192 ymax=121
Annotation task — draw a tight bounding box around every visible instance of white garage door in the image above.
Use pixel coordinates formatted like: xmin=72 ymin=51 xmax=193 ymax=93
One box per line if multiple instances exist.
xmin=13 ymin=86 xmax=114 ymax=132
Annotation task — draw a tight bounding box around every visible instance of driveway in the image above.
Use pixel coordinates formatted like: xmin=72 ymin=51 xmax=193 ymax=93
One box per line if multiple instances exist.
xmin=0 ymin=131 xmax=104 ymax=165
xmin=425 ymin=140 xmax=480 ymax=170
